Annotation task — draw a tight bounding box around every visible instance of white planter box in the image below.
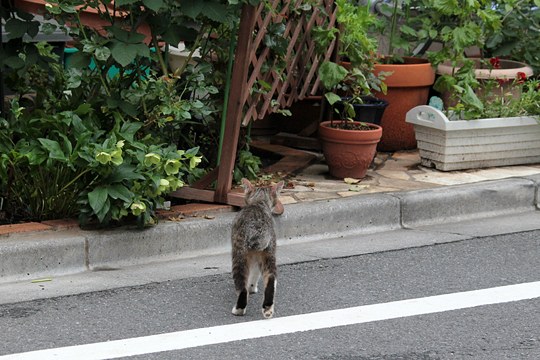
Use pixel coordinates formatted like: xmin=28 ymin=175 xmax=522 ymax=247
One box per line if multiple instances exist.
xmin=406 ymin=105 xmax=540 ymax=171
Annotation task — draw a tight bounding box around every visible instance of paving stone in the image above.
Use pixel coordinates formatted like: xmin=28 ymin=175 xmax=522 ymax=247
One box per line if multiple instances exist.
xmin=278 ymin=195 xmax=297 ymax=205
xmin=375 ymin=169 xmax=412 ymax=181
xmin=392 ymin=151 xmax=422 ymax=161
xmin=293 ymin=191 xmax=340 ymax=201
xmin=411 ymin=171 xmax=492 ymax=185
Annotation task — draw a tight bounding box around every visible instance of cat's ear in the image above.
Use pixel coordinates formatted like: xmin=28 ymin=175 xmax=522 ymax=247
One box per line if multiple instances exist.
xmin=241 ymin=178 xmax=254 ymax=192
xmin=271 ymin=181 xmax=285 ymax=215
xmin=273 ymin=181 xmax=284 ymax=193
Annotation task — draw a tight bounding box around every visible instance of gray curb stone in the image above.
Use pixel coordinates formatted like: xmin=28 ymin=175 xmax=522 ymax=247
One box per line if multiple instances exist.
xmin=0 ymin=232 xmax=87 ymax=283
xmin=394 ymin=178 xmax=536 ymax=228
xmin=1 ymin=177 xmax=539 ymax=284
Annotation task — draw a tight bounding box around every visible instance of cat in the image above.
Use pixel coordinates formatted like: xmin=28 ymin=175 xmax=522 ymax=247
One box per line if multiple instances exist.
xmin=231 ymin=178 xmax=284 ymax=319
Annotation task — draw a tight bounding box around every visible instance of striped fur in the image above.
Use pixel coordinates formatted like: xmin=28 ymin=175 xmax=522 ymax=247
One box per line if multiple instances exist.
xmin=231 ymin=178 xmax=284 ymax=318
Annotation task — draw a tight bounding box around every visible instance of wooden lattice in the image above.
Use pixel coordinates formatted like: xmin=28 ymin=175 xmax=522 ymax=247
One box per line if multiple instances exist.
xmin=242 ymin=0 xmax=338 ymax=125
xmin=172 ymin=0 xmax=337 ymax=206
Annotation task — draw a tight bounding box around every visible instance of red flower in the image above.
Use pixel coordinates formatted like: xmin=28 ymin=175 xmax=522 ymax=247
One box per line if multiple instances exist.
xmin=516 ymin=72 xmax=527 ymax=84
xmin=497 ymin=78 xmax=509 ymax=86
xmin=490 ymin=57 xmax=501 ymax=69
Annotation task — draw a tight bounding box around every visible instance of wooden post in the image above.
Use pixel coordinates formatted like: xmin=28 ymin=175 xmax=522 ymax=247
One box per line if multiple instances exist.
xmin=214 ymin=4 xmax=257 ymax=204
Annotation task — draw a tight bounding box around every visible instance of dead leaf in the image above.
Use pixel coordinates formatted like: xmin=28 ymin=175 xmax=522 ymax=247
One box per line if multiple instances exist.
xmin=349 ymin=185 xmax=369 ymax=192
xmin=168 ymin=215 xmax=185 ymax=221
xmin=204 ymin=215 xmax=215 ymax=220
xmin=344 ymin=177 xmax=361 ymax=184
xmin=31 ymin=278 xmax=52 ymax=283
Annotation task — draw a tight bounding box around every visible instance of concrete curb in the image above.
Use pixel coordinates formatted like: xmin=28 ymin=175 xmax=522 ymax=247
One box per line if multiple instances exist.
xmin=1 ymin=176 xmax=539 ymax=284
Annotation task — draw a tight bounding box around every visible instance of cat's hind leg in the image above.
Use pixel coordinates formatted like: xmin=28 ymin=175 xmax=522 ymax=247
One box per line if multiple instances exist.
xmin=232 ymin=255 xmax=248 ymax=316
xmin=261 ymin=253 xmax=277 ymax=319
xmin=247 ymin=253 xmax=261 ymax=294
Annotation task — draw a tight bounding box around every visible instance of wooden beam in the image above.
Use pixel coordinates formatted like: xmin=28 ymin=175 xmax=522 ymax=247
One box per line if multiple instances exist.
xmin=214 ymin=4 xmax=257 ymax=204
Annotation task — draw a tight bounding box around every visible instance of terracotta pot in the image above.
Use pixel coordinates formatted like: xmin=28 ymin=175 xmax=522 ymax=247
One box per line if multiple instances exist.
xmin=373 ymin=57 xmax=435 ymax=152
xmin=14 ymin=0 xmax=152 ymax=41
xmin=318 ymin=120 xmax=382 ymax=179
xmin=436 ymin=58 xmax=534 ymax=107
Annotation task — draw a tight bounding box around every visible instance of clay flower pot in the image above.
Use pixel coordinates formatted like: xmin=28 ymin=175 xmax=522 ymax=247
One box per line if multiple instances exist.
xmin=373 ymin=57 xmax=436 ymax=152
xmin=318 ymin=121 xmax=382 ymax=179
xmin=14 ymin=0 xmax=151 ymax=41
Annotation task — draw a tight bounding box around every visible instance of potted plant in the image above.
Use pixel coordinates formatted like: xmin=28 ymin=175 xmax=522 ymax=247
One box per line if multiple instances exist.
xmin=371 ymin=0 xmax=436 ymax=151
xmin=315 ymin=0 xmax=384 ymax=179
xmin=413 ymin=0 xmax=536 ymax=109
xmin=318 ymin=64 xmax=383 ymax=179
xmin=406 ymin=76 xmax=540 ymax=171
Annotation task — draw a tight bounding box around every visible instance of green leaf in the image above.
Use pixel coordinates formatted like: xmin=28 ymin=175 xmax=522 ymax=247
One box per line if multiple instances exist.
xmin=3 ymin=56 xmax=25 ymax=69
xmin=88 ymin=187 xmax=108 ymax=216
xmin=109 ymin=27 xmax=146 ymax=44
xmin=111 ymin=42 xmax=150 ymax=67
xmin=181 ymin=0 xmax=228 ymax=22
xmin=324 ymin=92 xmax=342 ymax=106
xmin=181 ymin=0 xmax=204 ymax=19
xmin=94 ymin=47 xmax=111 ymax=62
xmin=5 ymin=19 xmax=28 ymax=39
xmin=461 ymin=85 xmax=483 ymax=111
xmin=142 ymin=0 xmax=164 ymax=12
xmin=38 ymin=138 xmax=66 ymax=161
xmin=119 ymin=121 xmax=143 ymax=142
xmin=318 ymin=62 xmax=348 ymax=89
xmin=116 ymin=0 xmax=138 ymax=5
xmin=75 ymin=103 xmax=92 ymax=116
xmin=95 ymin=198 xmax=111 ymax=223
xmin=108 ymin=164 xmax=146 ymax=182
xmin=400 ymin=25 xmax=416 ymax=37
xmin=162 ymin=25 xmax=198 ymax=45
xmin=107 ymin=184 xmax=133 ymax=202
xmin=111 ymin=42 xmax=138 ymax=67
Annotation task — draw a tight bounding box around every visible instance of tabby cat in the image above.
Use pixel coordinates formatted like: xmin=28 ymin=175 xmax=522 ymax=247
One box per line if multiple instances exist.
xmin=231 ymin=178 xmax=284 ymax=319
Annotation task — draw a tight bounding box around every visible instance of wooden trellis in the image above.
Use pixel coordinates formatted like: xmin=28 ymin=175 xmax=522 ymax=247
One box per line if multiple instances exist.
xmin=171 ymin=0 xmax=338 ymax=206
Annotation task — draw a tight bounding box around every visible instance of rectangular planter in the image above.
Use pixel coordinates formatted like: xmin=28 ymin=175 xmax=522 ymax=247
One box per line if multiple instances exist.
xmin=406 ymin=105 xmax=540 ymax=171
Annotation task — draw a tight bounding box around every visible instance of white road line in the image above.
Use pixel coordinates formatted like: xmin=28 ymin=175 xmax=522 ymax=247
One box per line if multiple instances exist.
xmin=3 ymin=281 xmax=540 ymax=360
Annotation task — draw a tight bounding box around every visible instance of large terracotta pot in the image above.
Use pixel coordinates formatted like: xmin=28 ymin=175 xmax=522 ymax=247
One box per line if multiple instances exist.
xmin=373 ymin=57 xmax=435 ymax=152
xmin=319 ymin=121 xmax=382 ymax=179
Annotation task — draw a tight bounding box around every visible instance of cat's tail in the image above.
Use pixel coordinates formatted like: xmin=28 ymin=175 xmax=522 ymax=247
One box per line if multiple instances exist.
xmin=247 ymin=235 xmax=272 ymax=251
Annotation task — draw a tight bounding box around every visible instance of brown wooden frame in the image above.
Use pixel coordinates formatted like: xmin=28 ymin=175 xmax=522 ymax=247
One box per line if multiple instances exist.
xmin=171 ymin=0 xmax=337 ymax=206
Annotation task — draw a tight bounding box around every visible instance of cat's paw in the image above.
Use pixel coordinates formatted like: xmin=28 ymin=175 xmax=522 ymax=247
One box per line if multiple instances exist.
xmin=232 ymin=306 xmax=246 ymax=316
xmin=262 ymin=305 xmax=274 ymax=319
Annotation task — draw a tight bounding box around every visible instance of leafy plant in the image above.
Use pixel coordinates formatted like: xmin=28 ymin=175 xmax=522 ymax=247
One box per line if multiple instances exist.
xmin=0 ymin=96 xmax=202 ymax=226
xmin=448 ymin=75 xmax=540 ymax=120
xmin=485 ymin=1 xmax=540 ymax=74
xmin=2 ymin=0 xmax=291 ymax=225
xmin=315 ymin=0 xmax=386 ymax=128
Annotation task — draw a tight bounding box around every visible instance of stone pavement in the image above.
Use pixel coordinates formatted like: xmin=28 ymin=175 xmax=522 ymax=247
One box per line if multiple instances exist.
xmin=279 ymin=150 xmax=540 ymax=205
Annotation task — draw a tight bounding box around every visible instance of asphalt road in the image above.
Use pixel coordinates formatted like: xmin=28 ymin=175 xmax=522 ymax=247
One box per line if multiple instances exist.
xmin=0 ymin=230 xmax=539 ymax=359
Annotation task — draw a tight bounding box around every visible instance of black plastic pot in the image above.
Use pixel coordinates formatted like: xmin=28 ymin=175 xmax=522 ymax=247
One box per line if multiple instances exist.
xmin=335 ymin=96 xmax=389 ymax=126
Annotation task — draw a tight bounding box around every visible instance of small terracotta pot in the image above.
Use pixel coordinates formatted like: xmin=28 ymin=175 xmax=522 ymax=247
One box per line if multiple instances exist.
xmin=319 ymin=121 xmax=382 ymax=179
xmin=373 ymin=57 xmax=435 ymax=152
